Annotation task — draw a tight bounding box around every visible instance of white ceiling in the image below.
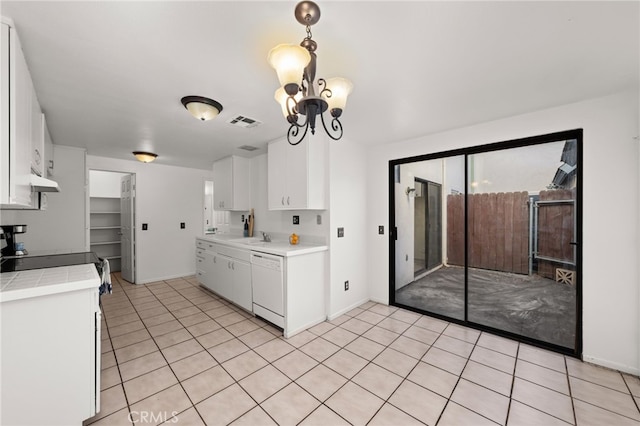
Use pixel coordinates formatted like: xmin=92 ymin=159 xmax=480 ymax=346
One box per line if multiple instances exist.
xmin=3 ymin=1 xmax=638 ymax=170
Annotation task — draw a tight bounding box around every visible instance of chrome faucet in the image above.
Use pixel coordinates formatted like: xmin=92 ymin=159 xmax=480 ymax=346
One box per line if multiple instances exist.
xmin=261 ymin=232 xmax=271 ymax=242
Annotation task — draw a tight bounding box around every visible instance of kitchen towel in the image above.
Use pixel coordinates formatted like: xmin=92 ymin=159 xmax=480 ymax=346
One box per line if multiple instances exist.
xmin=99 ymin=258 xmax=112 ymax=295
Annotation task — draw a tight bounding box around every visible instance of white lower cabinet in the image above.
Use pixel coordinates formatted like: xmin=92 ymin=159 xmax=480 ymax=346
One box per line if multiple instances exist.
xmin=196 ymin=239 xmax=252 ymax=312
xmin=230 ymin=258 xmax=252 ymax=312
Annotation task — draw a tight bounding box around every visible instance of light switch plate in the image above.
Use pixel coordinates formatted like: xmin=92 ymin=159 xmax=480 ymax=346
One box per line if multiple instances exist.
xmin=337 ymin=227 xmax=344 ymax=238
xmin=293 ymin=215 xmax=300 ymax=225
xmin=317 ymin=215 xmax=322 ymax=225
xmin=142 ymin=223 xmax=148 ymax=231
xmin=378 ymin=225 xmax=384 ymax=235
xmin=180 ymin=222 xmax=185 ymax=229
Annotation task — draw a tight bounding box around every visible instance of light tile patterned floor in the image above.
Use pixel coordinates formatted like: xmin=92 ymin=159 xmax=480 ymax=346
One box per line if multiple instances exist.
xmin=85 ymin=273 xmax=640 ymax=426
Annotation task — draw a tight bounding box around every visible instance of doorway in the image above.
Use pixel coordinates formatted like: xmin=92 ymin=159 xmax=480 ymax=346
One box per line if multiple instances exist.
xmin=88 ymin=170 xmax=136 ymax=283
xmin=414 ymin=179 xmax=442 ymax=277
xmin=390 ymin=129 xmax=582 ymax=356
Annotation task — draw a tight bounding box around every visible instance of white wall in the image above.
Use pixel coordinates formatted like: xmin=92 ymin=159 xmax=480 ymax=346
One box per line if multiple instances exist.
xmin=327 ymin=139 xmax=369 ymax=319
xmin=89 ymin=170 xmax=129 ymax=198
xmin=86 ymin=155 xmax=212 ymax=284
xmin=1 ymin=145 xmax=87 ymax=254
xmin=395 ymin=166 xmax=415 ymax=289
xmin=366 ymin=90 xmax=640 ymax=374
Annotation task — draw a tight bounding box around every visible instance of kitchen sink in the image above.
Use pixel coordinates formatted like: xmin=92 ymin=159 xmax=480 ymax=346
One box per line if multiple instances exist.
xmin=230 ymin=237 xmax=268 ymax=245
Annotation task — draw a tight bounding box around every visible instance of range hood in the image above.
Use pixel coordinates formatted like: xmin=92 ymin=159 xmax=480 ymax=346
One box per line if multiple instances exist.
xmin=30 ymin=174 xmax=60 ymax=192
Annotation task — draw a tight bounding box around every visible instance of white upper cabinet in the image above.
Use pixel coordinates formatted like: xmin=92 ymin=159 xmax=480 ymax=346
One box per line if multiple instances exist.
xmin=212 ymin=155 xmax=251 ymax=211
xmin=267 ymin=133 xmax=327 ymax=210
xmin=1 ymin=21 xmax=33 ymax=207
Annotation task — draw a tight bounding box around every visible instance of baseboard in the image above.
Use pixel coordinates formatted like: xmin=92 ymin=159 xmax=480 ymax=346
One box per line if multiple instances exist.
xmin=135 ymin=271 xmax=196 ymax=285
xmin=369 ymin=296 xmax=388 ymax=305
xmin=285 ymin=316 xmax=326 ymax=339
xmin=327 ymin=297 xmax=370 ymax=321
xmin=582 ymin=354 xmax=640 ymax=376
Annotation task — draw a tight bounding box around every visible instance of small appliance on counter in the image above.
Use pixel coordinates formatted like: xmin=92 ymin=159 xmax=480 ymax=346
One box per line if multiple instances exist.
xmin=0 ymin=225 xmax=28 ymax=257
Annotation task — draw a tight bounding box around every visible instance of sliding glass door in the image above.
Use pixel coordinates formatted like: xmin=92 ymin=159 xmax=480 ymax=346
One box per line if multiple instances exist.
xmin=390 ymin=130 xmax=581 ymax=355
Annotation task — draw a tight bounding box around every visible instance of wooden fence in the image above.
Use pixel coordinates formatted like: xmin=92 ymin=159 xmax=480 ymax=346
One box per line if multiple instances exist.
xmin=536 ymin=189 xmax=576 ymax=279
xmin=447 ymin=191 xmax=529 ymax=274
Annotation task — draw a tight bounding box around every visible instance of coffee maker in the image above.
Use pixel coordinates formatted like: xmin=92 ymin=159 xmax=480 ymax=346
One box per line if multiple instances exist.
xmin=0 ymin=225 xmax=28 ymax=257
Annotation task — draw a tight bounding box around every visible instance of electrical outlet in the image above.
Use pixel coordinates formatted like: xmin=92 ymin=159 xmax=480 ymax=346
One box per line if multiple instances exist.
xmin=180 ymin=222 xmax=185 ymax=229
xmin=344 ymin=280 xmax=349 ymax=291
xmin=337 ymin=227 xmax=344 ymax=238
xmin=142 ymin=223 xmax=148 ymax=231
xmin=293 ymin=215 xmax=300 ymax=225
xmin=378 ymin=225 xmax=384 ymax=235
xmin=241 ymin=214 xmax=245 ymax=222
xmin=317 ymin=214 xmax=322 ymax=225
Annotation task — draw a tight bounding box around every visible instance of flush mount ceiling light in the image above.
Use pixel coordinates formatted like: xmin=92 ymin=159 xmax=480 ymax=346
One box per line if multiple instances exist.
xmin=268 ymin=1 xmax=353 ymax=146
xmin=132 ymin=151 xmax=158 ymax=163
xmin=181 ymin=96 xmax=223 ymax=121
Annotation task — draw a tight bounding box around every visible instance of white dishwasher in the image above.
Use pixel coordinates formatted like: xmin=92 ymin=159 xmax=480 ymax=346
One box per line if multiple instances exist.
xmin=251 ymin=252 xmax=285 ymax=328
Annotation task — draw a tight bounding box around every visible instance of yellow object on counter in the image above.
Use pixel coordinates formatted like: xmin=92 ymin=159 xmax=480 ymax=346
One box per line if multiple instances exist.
xmin=289 ymin=233 xmax=299 ymax=245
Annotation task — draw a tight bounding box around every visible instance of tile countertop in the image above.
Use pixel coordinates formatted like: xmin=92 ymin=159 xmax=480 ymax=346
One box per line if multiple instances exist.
xmin=198 ymin=234 xmax=328 ymax=257
xmin=0 ymin=264 xmax=100 ymax=303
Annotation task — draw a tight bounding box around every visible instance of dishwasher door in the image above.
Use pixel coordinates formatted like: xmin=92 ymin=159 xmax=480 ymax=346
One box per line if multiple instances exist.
xmin=251 ymin=252 xmax=284 ymax=320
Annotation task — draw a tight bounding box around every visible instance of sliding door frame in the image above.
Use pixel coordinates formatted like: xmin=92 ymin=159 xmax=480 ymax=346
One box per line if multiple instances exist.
xmin=388 ymin=129 xmax=583 ymax=358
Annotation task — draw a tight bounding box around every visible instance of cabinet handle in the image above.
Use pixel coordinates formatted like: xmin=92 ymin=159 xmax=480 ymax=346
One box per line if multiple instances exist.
xmin=213 ymin=257 xmax=217 ymax=263
xmin=231 ymin=262 xmax=235 ymax=271
xmin=287 ymin=196 xmax=290 ymax=205
xmin=281 ymin=196 xmax=285 ymax=206
xmin=228 ymin=261 xmax=232 ymax=269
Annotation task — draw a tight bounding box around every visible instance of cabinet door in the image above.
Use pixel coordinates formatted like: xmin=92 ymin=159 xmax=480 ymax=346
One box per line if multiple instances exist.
xmin=285 ymin=137 xmax=309 ymax=209
xmin=9 ymin=27 xmax=32 ymax=205
xmin=212 ymin=253 xmax=233 ymax=301
xmin=1 ymin=24 xmax=9 ymax=203
xmin=267 ymin=139 xmax=287 ymax=210
xmin=212 ymin=157 xmax=232 ymax=209
xmin=232 ymin=260 xmax=252 ymax=312
xmin=30 ymin=89 xmax=43 ymax=176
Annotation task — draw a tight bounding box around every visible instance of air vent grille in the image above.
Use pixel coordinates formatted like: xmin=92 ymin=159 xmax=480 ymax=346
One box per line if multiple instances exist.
xmin=238 ymin=145 xmax=259 ymax=152
xmin=227 ymin=115 xmax=262 ymax=128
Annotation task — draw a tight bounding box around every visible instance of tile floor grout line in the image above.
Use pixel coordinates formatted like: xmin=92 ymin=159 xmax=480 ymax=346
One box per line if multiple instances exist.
xmin=503 ymin=339 xmax=521 ymax=426
xmin=93 ymin=273 xmax=640 ymax=426
xmin=90 ymin=274 xmax=136 ymax=424
xmin=112 ymin=275 xmax=208 ymax=423
xmin=147 ymin=277 xmax=213 ymax=426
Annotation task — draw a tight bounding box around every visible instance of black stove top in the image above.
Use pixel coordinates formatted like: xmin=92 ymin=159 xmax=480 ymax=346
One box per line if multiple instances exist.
xmin=0 ymin=252 xmax=101 ymax=273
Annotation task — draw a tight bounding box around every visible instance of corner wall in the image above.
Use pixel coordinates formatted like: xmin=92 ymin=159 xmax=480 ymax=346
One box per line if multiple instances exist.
xmin=366 ymin=90 xmax=640 ymax=374
xmin=328 ymin=139 xmax=369 ymax=318
xmin=1 ymin=145 xmax=87 ymax=254
xmin=87 ymin=155 xmax=212 ymax=284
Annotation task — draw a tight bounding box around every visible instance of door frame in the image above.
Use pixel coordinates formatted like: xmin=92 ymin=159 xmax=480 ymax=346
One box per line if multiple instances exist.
xmin=388 ymin=129 xmax=583 ymax=358
xmin=87 ymin=168 xmax=137 ymax=283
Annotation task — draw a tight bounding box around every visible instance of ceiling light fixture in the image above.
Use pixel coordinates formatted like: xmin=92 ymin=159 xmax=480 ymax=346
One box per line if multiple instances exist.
xmin=132 ymin=151 xmax=158 ymax=163
xmin=181 ymin=96 xmax=223 ymax=121
xmin=268 ymin=1 xmax=353 ymax=146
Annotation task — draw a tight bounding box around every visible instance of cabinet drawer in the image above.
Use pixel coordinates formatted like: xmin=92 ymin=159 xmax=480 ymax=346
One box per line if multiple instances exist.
xmin=196 ymin=248 xmax=205 ymax=258
xmin=196 ymin=240 xmax=206 ymax=249
xmin=215 ymin=245 xmax=250 ymax=262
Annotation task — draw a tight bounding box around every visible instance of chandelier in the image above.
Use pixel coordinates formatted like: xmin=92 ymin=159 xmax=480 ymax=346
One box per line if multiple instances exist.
xmin=268 ymin=1 xmax=353 ymax=146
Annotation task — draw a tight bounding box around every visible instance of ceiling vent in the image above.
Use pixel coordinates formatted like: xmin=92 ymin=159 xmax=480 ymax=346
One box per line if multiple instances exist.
xmin=227 ymin=115 xmax=262 ymax=128
xmin=238 ymin=145 xmax=259 ymax=152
